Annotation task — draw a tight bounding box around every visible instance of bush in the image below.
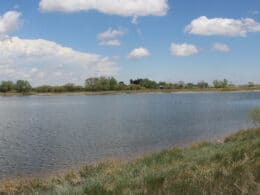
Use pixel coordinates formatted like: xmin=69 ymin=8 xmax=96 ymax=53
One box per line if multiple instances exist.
xmin=126 ymin=84 xmax=143 ymax=90
xmin=63 ymin=83 xmax=83 ymax=92
xmin=34 ymin=85 xmax=53 ymax=93
xmin=249 ymin=107 xmax=260 ymax=127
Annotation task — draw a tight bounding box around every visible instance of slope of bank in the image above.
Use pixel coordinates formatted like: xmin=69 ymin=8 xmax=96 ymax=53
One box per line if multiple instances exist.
xmin=1 ymin=128 xmax=259 ymax=194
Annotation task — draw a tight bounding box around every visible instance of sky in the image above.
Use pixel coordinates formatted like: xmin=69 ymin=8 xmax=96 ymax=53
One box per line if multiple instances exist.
xmin=0 ymin=0 xmax=260 ymax=86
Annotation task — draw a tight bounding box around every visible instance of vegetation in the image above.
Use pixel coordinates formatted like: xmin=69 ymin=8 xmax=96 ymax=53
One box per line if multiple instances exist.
xmin=197 ymin=80 xmax=209 ymax=88
xmin=85 ymin=77 xmax=118 ymax=91
xmin=1 ymin=128 xmax=259 ymax=194
xmin=0 ymin=81 xmax=15 ymax=92
xmin=15 ymin=80 xmax=32 ymax=94
xmin=248 ymin=82 xmax=255 ymax=88
xmin=0 ymin=80 xmax=32 ymax=94
xmin=249 ymin=107 xmax=260 ymax=127
xmin=34 ymin=84 xmax=84 ymax=93
xmin=0 ymin=77 xmax=260 ymax=95
xmin=130 ymin=78 xmax=159 ymax=89
xmin=213 ymin=79 xmax=229 ymax=88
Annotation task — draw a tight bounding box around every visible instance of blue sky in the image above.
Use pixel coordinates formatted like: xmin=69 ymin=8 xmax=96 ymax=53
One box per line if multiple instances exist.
xmin=0 ymin=0 xmax=260 ymax=85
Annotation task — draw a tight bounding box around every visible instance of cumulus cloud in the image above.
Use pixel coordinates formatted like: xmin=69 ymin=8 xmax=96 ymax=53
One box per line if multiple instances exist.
xmin=185 ymin=16 xmax=260 ymax=37
xmin=0 ymin=11 xmax=21 ymax=37
xmin=97 ymin=28 xmax=125 ymax=40
xmin=213 ymin=43 xmax=230 ymax=52
xmin=128 ymin=47 xmax=150 ymax=59
xmin=39 ymin=0 xmax=168 ymax=17
xmin=170 ymin=43 xmax=199 ymax=57
xmin=99 ymin=39 xmax=121 ymax=46
xmin=0 ymin=37 xmax=117 ymax=85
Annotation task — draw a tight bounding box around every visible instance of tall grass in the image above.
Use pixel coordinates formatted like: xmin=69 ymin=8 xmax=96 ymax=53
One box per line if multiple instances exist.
xmin=1 ymin=128 xmax=259 ymax=194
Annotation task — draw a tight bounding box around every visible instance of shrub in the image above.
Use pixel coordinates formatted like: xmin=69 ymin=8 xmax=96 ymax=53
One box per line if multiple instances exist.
xmin=249 ymin=107 xmax=260 ymax=127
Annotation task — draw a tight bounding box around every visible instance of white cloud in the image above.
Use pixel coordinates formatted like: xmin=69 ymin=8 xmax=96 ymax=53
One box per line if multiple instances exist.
xmin=213 ymin=43 xmax=230 ymax=52
xmin=131 ymin=16 xmax=138 ymax=24
xmin=0 ymin=37 xmax=117 ymax=85
xmin=97 ymin=28 xmax=125 ymax=47
xmin=128 ymin=47 xmax=150 ymax=59
xmin=99 ymin=39 xmax=121 ymax=46
xmin=0 ymin=11 xmax=21 ymax=37
xmin=185 ymin=16 xmax=260 ymax=37
xmin=39 ymin=0 xmax=168 ymax=17
xmin=170 ymin=43 xmax=199 ymax=57
xmin=97 ymin=28 xmax=125 ymax=40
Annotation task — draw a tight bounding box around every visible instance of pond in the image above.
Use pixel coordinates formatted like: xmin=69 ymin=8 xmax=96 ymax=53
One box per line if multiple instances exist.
xmin=0 ymin=91 xmax=259 ymax=179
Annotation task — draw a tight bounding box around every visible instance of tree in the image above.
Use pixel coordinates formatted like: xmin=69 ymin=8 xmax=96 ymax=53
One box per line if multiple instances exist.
xmin=0 ymin=81 xmax=15 ymax=92
xmin=85 ymin=77 xmax=118 ymax=91
xmin=249 ymin=107 xmax=260 ymax=127
xmin=158 ymin=82 xmax=168 ymax=89
xmin=130 ymin=78 xmax=158 ymax=89
xmin=248 ymin=82 xmax=255 ymax=88
xmin=63 ymin=83 xmax=83 ymax=92
xmin=34 ymin=85 xmax=53 ymax=93
xmin=109 ymin=77 xmax=118 ymax=90
xmin=223 ymin=79 xmax=228 ymax=88
xmin=15 ymin=80 xmax=32 ymax=94
xmin=197 ymin=81 xmax=209 ymax=89
xmin=175 ymin=81 xmax=185 ymax=89
xmin=85 ymin=78 xmax=99 ymax=91
xmin=213 ymin=79 xmax=229 ymax=88
xmin=117 ymin=81 xmax=127 ymax=90
xmin=130 ymin=79 xmax=143 ymax=85
xmin=53 ymin=86 xmax=66 ymax=93
xmin=186 ymin=83 xmax=195 ymax=89
xmin=213 ymin=80 xmax=222 ymax=88
xmin=140 ymin=78 xmax=158 ymax=89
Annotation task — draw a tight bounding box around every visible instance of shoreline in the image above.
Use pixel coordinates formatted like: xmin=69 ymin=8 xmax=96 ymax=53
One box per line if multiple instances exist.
xmin=0 ymin=127 xmax=259 ymax=194
xmin=0 ymin=132 xmax=227 ymax=182
xmin=1 ymin=88 xmax=260 ymax=97
xmin=0 ymin=135 xmax=227 ymax=181
xmin=0 ymin=127 xmax=251 ymax=180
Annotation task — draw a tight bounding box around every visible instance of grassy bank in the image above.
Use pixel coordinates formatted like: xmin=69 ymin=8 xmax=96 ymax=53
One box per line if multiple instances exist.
xmin=1 ymin=86 xmax=260 ymax=97
xmin=0 ymin=128 xmax=259 ymax=194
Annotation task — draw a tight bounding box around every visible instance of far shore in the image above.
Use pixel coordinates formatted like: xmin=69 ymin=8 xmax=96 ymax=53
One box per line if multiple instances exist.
xmin=1 ymin=87 xmax=260 ymax=97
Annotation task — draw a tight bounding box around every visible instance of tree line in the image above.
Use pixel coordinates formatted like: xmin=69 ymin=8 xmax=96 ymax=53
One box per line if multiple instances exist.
xmin=0 ymin=80 xmax=32 ymax=94
xmin=0 ymin=77 xmax=258 ymax=94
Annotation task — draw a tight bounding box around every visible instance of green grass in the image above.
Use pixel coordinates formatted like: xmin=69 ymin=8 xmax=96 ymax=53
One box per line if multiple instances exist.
xmin=1 ymin=128 xmax=259 ymax=195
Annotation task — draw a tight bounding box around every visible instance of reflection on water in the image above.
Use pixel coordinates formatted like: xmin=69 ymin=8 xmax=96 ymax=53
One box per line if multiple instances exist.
xmin=0 ymin=92 xmax=259 ymax=179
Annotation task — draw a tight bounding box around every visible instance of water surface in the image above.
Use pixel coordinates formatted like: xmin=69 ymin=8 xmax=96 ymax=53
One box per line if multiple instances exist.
xmin=0 ymin=92 xmax=259 ymax=179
